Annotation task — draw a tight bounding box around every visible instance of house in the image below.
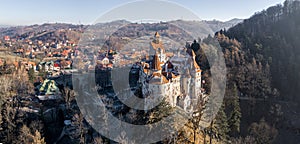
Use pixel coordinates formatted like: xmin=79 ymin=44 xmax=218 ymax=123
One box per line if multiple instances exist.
xmin=4 ymin=36 xmax=10 ymax=41
xmin=61 ymin=48 xmax=71 ymax=58
xmin=25 ymin=50 xmax=31 ymax=56
xmin=47 ymin=61 xmax=54 ymax=71
xmin=14 ymin=49 xmax=24 ymax=55
xmin=38 ymin=61 xmax=54 ymax=72
xmin=61 ymin=60 xmax=72 ymax=69
xmin=53 ymin=63 xmax=60 ymax=71
xmin=25 ymin=61 xmax=37 ymax=72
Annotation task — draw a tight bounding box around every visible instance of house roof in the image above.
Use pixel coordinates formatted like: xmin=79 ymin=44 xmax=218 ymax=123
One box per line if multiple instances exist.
xmin=149 ymin=74 xmax=169 ymax=84
xmin=161 ymin=75 xmax=169 ymax=84
xmin=66 ymin=61 xmax=72 ymax=65
xmin=38 ymin=79 xmax=60 ymax=95
xmin=13 ymin=61 xmax=19 ymax=68
xmin=54 ymin=63 xmax=60 ymax=67
xmin=191 ymin=50 xmax=196 ymax=57
xmin=28 ymin=61 xmax=36 ymax=66
xmin=171 ymin=72 xmax=180 ymax=78
xmin=143 ymin=69 xmax=150 ymax=73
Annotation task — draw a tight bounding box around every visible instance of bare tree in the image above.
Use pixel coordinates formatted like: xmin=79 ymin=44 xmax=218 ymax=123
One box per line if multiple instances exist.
xmin=0 ymin=75 xmax=13 ymax=126
xmin=18 ymin=124 xmax=45 ymax=144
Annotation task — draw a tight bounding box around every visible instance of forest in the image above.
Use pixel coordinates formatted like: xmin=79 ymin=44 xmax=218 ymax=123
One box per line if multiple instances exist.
xmin=206 ymin=0 xmax=300 ymax=143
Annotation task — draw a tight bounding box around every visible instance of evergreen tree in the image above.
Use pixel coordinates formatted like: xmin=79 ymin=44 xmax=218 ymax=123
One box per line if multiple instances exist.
xmin=208 ymin=104 xmax=229 ymax=143
xmin=28 ymin=67 xmax=35 ymax=83
xmin=38 ymin=64 xmax=47 ymax=79
xmin=215 ymin=104 xmax=229 ymax=141
xmin=228 ymin=84 xmax=241 ymax=136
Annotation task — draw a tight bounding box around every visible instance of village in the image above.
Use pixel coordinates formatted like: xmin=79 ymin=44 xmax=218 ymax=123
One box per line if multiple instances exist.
xmin=0 ymin=30 xmax=122 ymax=96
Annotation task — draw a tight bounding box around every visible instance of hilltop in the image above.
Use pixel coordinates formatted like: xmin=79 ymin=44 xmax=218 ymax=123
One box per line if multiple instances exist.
xmin=0 ymin=19 xmax=242 ymax=39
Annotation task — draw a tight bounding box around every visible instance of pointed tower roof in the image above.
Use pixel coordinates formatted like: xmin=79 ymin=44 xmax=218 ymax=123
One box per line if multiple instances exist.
xmin=191 ymin=50 xmax=196 ymax=57
xmin=154 ymin=32 xmax=160 ymax=38
xmin=150 ymin=32 xmax=164 ymax=52
xmin=187 ymin=49 xmax=201 ymax=71
xmin=193 ymin=59 xmax=200 ymax=70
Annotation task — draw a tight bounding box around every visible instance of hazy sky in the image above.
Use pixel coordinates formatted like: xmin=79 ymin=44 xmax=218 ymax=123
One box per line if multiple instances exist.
xmin=0 ymin=0 xmax=285 ymax=25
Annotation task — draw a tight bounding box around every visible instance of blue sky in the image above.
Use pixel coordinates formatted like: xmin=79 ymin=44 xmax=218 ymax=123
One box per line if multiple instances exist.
xmin=0 ymin=0 xmax=285 ymax=25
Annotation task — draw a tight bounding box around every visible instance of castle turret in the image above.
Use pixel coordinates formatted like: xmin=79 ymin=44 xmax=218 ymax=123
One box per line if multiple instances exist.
xmin=152 ymin=54 xmax=162 ymax=71
xmin=150 ymin=32 xmax=166 ymax=63
xmin=190 ymin=50 xmax=202 ymax=99
xmin=154 ymin=32 xmax=160 ymax=43
xmin=181 ymin=68 xmax=191 ymax=96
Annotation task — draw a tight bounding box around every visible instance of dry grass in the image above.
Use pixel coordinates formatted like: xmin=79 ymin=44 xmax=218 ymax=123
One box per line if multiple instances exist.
xmin=0 ymin=52 xmax=39 ymax=63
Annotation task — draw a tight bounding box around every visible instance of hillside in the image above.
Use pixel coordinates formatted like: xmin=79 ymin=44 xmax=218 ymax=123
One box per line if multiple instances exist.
xmin=0 ymin=19 xmax=241 ymax=41
xmin=225 ymin=0 xmax=300 ymax=102
xmin=217 ymin=0 xmax=300 ymax=143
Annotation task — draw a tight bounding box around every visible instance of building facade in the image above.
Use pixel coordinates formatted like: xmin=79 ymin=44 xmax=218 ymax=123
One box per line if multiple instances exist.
xmin=138 ymin=32 xmax=202 ymax=112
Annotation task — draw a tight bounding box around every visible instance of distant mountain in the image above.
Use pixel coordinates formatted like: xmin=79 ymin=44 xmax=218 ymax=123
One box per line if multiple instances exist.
xmin=93 ymin=19 xmax=241 ymax=39
xmin=169 ymin=20 xmax=214 ymax=38
xmin=157 ymin=19 xmax=243 ymax=39
xmin=0 ymin=25 xmax=11 ymax=28
xmin=94 ymin=19 xmax=131 ymax=26
xmin=204 ymin=18 xmax=243 ymax=32
xmin=225 ymin=18 xmax=244 ymax=25
xmin=0 ymin=18 xmax=243 ymax=39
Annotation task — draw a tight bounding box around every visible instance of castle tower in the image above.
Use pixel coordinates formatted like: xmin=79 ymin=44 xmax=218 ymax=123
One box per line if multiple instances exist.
xmin=150 ymin=32 xmax=166 ymax=63
xmin=152 ymin=54 xmax=162 ymax=71
xmin=139 ymin=32 xmax=204 ymax=111
xmin=154 ymin=32 xmax=160 ymax=43
xmin=190 ymin=50 xmax=202 ymax=99
xmin=181 ymin=68 xmax=191 ymax=96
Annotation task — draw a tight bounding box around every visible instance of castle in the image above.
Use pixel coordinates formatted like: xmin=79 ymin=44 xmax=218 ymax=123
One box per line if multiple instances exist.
xmin=137 ymin=32 xmax=203 ymax=112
